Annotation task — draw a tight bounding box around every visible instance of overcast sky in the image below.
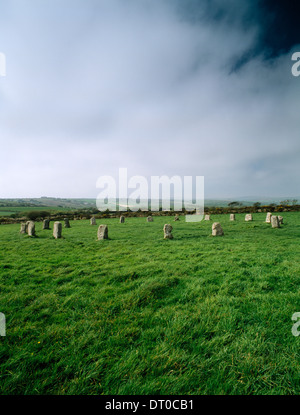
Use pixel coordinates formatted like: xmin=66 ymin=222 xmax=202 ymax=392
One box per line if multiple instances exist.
xmin=0 ymin=0 xmax=300 ymax=199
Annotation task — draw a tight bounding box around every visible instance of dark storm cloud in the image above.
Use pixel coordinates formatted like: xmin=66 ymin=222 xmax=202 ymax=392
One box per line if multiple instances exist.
xmin=176 ymin=0 xmax=300 ymax=67
xmin=255 ymin=0 xmax=300 ymax=57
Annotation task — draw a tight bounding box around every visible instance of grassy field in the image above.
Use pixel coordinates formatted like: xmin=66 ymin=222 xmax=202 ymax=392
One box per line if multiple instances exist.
xmin=0 ymin=213 xmax=299 ymax=395
xmin=0 ymin=211 xmax=17 ymax=217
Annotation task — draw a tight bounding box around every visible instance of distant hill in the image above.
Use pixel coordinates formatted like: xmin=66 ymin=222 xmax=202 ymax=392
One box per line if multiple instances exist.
xmin=0 ymin=197 xmax=97 ymax=209
xmin=203 ymin=197 xmax=299 ymax=207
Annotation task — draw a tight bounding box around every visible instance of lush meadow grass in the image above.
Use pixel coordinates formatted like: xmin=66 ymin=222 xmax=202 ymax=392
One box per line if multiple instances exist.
xmin=0 ymin=213 xmax=299 ymax=394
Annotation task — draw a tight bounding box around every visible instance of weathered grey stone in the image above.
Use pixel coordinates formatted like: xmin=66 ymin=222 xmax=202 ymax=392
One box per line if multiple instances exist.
xmin=64 ymin=218 xmax=71 ymax=228
xmin=265 ymin=212 xmax=272 ymax=223
xmin=43 ymin=219 xmax=50 ymax=230
xmin=174 ymin=215 xmax=180 ymax=221
xmin=278 ymin=215 xmax=283 ymax=225
xmin=205 ymin=215 xmax=211 ymax=221
xmin=25 ymin=221 xmax=30 ymax=232
xmin=97 ymin=225 xmax=108 ymax=240
xmin=20 ymin=223 xmax=26 ymax=234
xmin=90 ymin=216 xmax=96 ymax=225
xmin=119 ymin=216 xmax=125 ymax=223
xmin=53 ymin=222 xmax=62 ymax=239
xmin=163 ymin=224 xmax=173 ymax=239
xmin=245 ymin=214 xmax=253 ymax=222
xmin=230 ymin=214 xmax=235 ymax=221
xmin=271 ymin=216 xmax=280 ymax=228
xmin=27 ymin=221 xmax=36 ymax=236
xmin=212 ymin=222 xmax=224 ymax=236
xmin=147 ymin=216 xmax=153 ymax=222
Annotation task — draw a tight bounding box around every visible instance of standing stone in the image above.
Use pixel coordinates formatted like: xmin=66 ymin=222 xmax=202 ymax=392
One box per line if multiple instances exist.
xmin=265 ymin=212 xmax=272 ymax=223
xmin=245 ymin=214 xmax=253 ymax=221
xmin=163 ymin=224 xmax=173 ymax=239
xmin=53 ymin=221 xmax=62 ymax=239
xmin=64 ymin=218 xmax=71 ymax=228
xmin=147 ymin=216 xmax=153 ymax=222
xmin=278 ymin=215 xmax=283 ymax=225
xmin=230 ymin=214 xmax=235 ymax=221
xmin=25 ymin=221 xmax=31 ymax=232
xmin=120 ymin=216 xmax=125 ymax=223
xmin=205 ymin=215 xmax=211 ymax=221
xmin=174 ymin=215 xmax=180 ymax=221
xmin=212 ymin=222 xmax=224 ymax=236
xmin=271 ymin=216 xmax=280 ymax=228
xmin=97 ymin=225 xmax=108 ymax=240
xmin=20 ymin=223 xmax=26 ymax=234
xmin=90 ymin=216 xmax=96 ymax=225
xmin=43 ymin=219 xmax=50 ymax=230
xmin=27 ymin=221 xmax=36 ymax=236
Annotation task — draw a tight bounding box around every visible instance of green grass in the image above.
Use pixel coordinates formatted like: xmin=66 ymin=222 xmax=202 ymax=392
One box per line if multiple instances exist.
xmin=0 ymin=211 xmax=16 ymax=216
xmin=0 ymin=213 xmax=299 ymax=395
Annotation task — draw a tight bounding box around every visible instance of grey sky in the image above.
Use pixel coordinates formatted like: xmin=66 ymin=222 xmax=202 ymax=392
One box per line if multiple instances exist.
xmin=0 ymin=0 xmax=299 ymax=199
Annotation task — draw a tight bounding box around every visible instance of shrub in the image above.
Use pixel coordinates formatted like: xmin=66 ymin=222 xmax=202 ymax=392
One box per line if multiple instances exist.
xmin=26 ymin=211 xmax=50 ymax=220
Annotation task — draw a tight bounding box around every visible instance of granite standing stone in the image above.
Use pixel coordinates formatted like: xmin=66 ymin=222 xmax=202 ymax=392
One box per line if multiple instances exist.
xmin=212 ymin=222 xmax=224 ymax=236
xmin=120 ymin=216 xmax=125 ymax=223
xmin=64 ymin=218 xmax=71 ymax=228
xmin=163 ymin=224 xmax=173 ymax=239
xmin=27 ymin=221 xmax=36 ymax=236
xmin=20 ymin=223 xmax=26 ymax=234
xmin=271 ymin=216 xmax=280 ymax=228
xmin=230 ymin=214 xmax=235 ymax=221
xmin=25 ymin=221 xmax=31 ymax=232
xmin=90 ymin=217 xmax=97 ymax=225
xmin=205 ymin=215 xmax=211 ymax=221
xmin=43 ymin=219 xmax=50 ymax=230
xmin=147 ymin=216 xmax=153 ymax=222
xmin=97 ymin=225 xmax=108 ymax=240
xmin=265 ymin=212 xmax=272 ymax=223
xmin=53 ymin=222 xmax=62 ymax=239
xmin=245 ymin=214 xmax=253 ymax=221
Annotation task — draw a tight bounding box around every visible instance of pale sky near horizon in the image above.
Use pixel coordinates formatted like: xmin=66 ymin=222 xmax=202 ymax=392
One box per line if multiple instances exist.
xmin=0 ymin=0 xmax=300 ymax=199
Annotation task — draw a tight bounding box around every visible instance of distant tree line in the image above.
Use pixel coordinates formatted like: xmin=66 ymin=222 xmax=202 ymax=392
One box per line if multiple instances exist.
xmin=1 ymin=202 xmax=300 ymax=224
xmin=280 ymin=199 xmax=298 ymax=205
